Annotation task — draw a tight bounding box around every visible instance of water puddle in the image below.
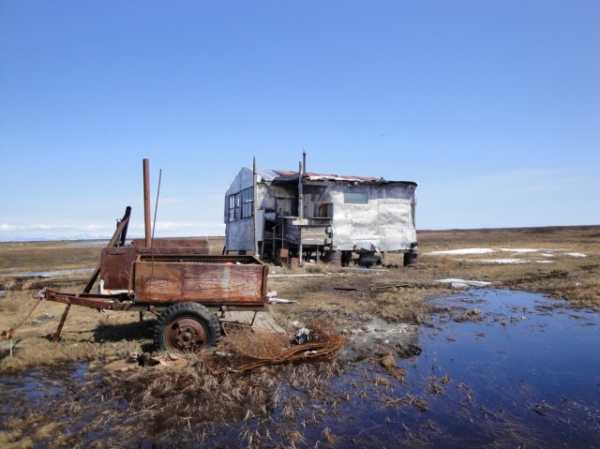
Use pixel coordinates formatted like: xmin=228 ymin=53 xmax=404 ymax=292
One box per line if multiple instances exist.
xmin=323 ymin=289 xmax=600 ymax=448
xmin=1 ymin=289 xmax=599 ymax=448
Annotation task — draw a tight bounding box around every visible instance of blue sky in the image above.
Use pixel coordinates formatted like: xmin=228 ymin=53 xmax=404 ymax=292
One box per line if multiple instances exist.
xmin=1 ymin=1 xmax=599 ymax=241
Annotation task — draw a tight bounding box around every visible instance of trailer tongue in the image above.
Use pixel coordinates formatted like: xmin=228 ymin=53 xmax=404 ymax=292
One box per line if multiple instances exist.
xmin=38 ymin=159 xmax=269 ymax=352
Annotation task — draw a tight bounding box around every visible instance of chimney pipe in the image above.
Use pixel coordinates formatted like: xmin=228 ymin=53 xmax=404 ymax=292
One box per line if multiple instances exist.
xmin=302 ymin=151 xmax=306 ymax=174
xmin=143 ymin=159 xmax=152 ymax=248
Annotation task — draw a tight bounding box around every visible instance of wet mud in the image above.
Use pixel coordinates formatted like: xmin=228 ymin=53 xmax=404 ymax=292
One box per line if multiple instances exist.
xmin=1 ymin=289 xmax=599 ymax=448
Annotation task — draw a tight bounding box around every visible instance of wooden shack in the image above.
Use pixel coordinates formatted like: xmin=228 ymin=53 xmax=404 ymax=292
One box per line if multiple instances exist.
xmin=224 ymin=159 xmax=418 ymax=267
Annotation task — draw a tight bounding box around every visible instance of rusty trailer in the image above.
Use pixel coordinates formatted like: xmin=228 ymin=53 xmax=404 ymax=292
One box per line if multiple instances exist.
xmin=39 ymin=159 xmax=270 ymax=352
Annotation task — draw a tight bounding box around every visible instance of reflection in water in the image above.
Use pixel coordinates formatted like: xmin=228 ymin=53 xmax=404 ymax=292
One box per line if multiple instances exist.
xmin=322 ymin=289 xmax=600 ymax=448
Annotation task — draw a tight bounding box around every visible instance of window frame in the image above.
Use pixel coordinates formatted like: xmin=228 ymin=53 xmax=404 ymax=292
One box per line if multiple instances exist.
xmin=228 ymin=194 xmax=236 ymax=222
xmin=241 ymin=187 xmax=254 ymax=219
xmin=343 ymin=191 xmax=369 ymax=204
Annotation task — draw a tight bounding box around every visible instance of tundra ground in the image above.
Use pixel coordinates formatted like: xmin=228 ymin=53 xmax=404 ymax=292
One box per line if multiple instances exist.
xmin=0 ymin=227 xmax=599 ymax=448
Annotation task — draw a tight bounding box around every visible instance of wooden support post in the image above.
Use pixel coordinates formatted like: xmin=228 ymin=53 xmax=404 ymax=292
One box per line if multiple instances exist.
xmin=143 ymin=158 xmax=152 ymax=248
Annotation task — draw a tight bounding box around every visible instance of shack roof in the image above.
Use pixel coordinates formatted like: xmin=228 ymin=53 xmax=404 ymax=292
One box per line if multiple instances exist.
xmin=256 ymin=168 xmax=417 ymax=186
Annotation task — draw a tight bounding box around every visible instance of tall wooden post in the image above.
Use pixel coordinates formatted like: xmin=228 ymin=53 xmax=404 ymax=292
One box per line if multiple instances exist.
xmin=143 ymin=159 xmax=152 ymax=248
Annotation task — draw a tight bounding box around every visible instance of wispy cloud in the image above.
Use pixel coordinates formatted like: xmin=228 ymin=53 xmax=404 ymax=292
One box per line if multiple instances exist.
xmin=0 ymin=221 xmax=225 ymax=242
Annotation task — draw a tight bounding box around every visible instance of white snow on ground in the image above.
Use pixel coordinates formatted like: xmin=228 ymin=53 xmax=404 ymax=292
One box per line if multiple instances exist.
xmin=499 ymin=248 xmax=540 ymax=253
xmin=436 ymin=278 xmax=492 ymax=288
xmin=535 ymin=260 xmax=554 ymax=264
xmin=428 ymin=247 xmax=586 ymax=260
xmin=466 ymin=258 xmax=528 ymax=264
xmin=428 ymin=248 xmax=495 ymax=255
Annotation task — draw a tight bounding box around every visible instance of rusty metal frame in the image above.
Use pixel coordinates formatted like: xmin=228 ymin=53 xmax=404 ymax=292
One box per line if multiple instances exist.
xmin=50 ymin=206 xmax=132 ymax=340
xmin=42 ymin=288 xmax=134 ymax=311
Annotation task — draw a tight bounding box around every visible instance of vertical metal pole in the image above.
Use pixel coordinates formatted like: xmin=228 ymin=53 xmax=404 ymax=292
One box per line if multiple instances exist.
xmin=143 ymin=158 xmax=152 ymax=248
xmin=252 ymin=157 xmax=258 ymax=257
xmin=298 ymin=160 xmax=304 ymax=266
xmin=302 ymin=151 xmax=307 ymax=174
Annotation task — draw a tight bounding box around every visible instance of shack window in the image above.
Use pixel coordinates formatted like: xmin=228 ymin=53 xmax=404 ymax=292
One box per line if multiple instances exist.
xmin=235 ymin=193 xmax=241 ymax=220
xmin=241 ymin=187 xmax=254 ymax=218
xmin=228 ymin=195 xmax=236 ymax=222
xmin=344 ymin=192 xmax=368 ymax=204
xmin=227 ymin=193 xmax=242 ymax=222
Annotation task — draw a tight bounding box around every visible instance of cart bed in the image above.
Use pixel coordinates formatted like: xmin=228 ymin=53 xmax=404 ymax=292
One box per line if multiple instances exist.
xmin=133 ymin=254 xmax=268 ymax=307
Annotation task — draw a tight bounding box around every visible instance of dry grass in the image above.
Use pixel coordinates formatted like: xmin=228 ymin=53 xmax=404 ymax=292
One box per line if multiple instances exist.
xmin=0 ymin=241 xmax=101 ymax=274
xmin=0 ymin=289 xmax=143 ymax=372
xmin=97 ymin=355 xmax=345 ymax=446
xmin=0 ymin=414 xmax=65 ymax=449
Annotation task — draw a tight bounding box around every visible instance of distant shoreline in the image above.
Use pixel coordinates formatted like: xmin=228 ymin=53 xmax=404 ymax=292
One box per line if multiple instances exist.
xmin=1 ymin=224 xmax=599 ymax=245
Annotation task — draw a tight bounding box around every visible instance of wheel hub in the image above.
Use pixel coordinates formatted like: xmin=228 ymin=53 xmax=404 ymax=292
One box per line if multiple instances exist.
xmin=165 ymin=317 xmax=207 ymax=351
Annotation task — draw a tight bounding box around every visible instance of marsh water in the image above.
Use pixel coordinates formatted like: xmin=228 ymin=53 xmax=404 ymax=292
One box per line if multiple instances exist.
xmin=1 ymin=289 xmax=599 ymax=448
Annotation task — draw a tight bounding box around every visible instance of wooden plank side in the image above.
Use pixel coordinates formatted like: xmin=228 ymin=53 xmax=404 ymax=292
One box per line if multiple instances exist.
xmin=134 ymin=261 xmax=264 ymax=304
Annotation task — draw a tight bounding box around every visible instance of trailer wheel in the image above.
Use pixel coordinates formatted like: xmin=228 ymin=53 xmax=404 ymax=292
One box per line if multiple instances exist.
xmin=154 ymin=303 xmax=221 ymax=352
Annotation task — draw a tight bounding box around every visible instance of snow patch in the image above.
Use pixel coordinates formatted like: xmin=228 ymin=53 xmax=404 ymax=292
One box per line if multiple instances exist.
xmin=468 ymin=258 xmax=528 ymax=265
xmin=499 ymin=248 xmax=540 ymax=254
xmin=566 ymin=252 xmax=587 ymax=258
xmin=428 ymin=248 xmax=495 ymax=256
xmin=436 ymin=278 xmax=492 ymax=288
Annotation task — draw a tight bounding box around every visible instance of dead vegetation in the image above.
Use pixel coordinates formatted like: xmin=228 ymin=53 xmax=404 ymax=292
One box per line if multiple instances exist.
xmin=0 ymin=241 xmax=101 ymax=274
xmin=97 ymin=356 xmax=346 ymax=446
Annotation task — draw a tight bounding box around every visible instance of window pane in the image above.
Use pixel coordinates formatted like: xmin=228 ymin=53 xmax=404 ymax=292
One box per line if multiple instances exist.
xmin=344 ymin=192 xmax=368 ymax=204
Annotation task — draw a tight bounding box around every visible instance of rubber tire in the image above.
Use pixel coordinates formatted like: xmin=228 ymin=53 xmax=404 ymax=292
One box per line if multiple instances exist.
xmin=154 ymin=302 xmax=221 ymax=352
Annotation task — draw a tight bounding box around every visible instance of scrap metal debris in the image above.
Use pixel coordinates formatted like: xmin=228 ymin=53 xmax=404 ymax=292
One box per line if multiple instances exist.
xmin=294 ymin=327 xmax=312 ymax=344
xmin=227 ymin=322 xmax=345 ymax=373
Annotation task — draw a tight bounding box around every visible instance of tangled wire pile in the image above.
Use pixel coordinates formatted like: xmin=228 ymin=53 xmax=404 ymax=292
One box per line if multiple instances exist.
xmin=225 ymin=321 xmax=345 ymax=372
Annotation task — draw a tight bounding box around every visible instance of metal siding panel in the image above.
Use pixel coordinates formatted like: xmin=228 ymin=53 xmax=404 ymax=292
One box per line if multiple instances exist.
xmin=134 ymin=261 xmax=263 ymax=304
